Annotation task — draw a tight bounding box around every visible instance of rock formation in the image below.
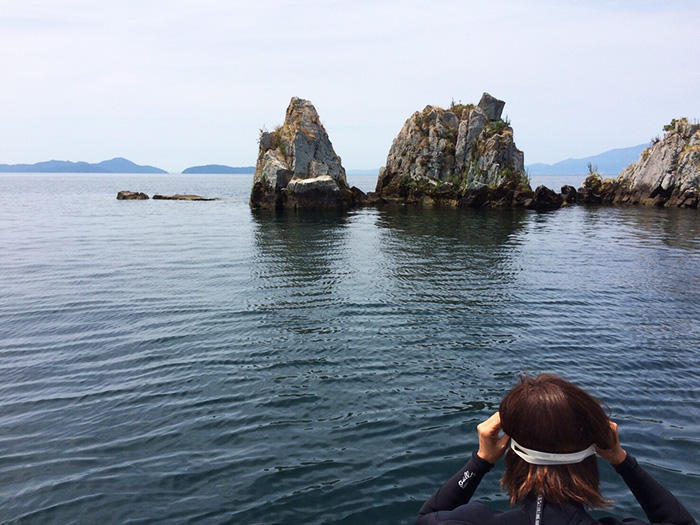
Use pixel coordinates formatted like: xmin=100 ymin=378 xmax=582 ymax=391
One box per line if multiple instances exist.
xmin=577 ymin=173 xmax=619 ymax=204
xmin=375 ymin=93 xmax=530 ymax=207
xmin=524 ymin=185 xmax=564 ymax=211
xmin=250 ymin=97 xmax=364 ymax=210
xmin=117 ymin=191 xmax=149 ymax=200
xmin=152 ymin=194 xmax=217 ymax=201
xmin=613 ymin=118 xmax=699 ymax=208
xmin=560 ymin=185 xmax=578 ymax=205
xmin=116 ymin=191 xmax=218 ymax=201
xmin=577 ymin=119 xmax=699 ymax=208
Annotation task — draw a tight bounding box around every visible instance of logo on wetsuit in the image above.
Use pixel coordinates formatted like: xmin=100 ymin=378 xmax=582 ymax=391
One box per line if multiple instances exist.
xmin=458 ymin=470 xmax=475 ymax=489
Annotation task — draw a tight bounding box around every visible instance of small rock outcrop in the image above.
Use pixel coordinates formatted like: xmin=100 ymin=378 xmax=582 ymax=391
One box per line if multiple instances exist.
xmin=577 ymin=173 xmax=619 ymax=204
xmin=152 ymin=194 xmax=217 ymax=201
xmin=525 ymin=185 xmax=564 ymax=211
xmin=117 ymin=191 xmax=149 ymax=200
xmin=375 ymin=92 xmax=530 ymax=207
xmin=613 ymin=118 xmax=699 ymax=208
xmin=560 ymin=185 xmax=578 ymax=204
xmin=250 ymin=97 xmax=364 ymax=209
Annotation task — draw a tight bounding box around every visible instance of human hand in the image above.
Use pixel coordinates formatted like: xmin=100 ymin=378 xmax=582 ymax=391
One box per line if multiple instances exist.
xmin=476 ymin=412 xmax=510 ymax=464
xmin=595 ymin=420 xmax=627 ymax=466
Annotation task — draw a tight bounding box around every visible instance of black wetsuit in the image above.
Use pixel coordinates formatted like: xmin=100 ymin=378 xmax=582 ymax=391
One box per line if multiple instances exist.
xmin=416 ymin=452 xmax=696 ymax=525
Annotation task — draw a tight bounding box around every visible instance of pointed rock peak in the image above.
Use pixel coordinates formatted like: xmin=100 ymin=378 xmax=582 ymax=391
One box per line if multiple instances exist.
xmin=285 ymin=97 xmax=318 ymax=118
xmin=284 ymin=97 xmax=322 ymax=138
xmin=250 ymin=97 xmax=360 ymax=210
xmin=478 ymin=92 xmax=506 ymax=121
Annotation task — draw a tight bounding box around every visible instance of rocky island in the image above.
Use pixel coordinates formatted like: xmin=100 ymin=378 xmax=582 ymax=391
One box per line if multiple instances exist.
xmin=116 ymin=192 xmax=217 ymax=200
xmin=152 ymin=194 xmax=218 ymax=201
xmin=374 ymin=93 xmax=531 ymax=207
xmin=250 ymin=97 xmax=364 ymax=210
xmin=117 ymin=191 xmax=149 ymax=200
xmin=247 ymin=96 xmax=698 ymax=212
xmin=577 ymin=118 xmax=699 ymax=208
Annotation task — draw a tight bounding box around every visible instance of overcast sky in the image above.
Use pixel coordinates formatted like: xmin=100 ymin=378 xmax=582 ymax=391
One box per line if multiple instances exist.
xmin=1 ymin=0 xmax=698 ymax=172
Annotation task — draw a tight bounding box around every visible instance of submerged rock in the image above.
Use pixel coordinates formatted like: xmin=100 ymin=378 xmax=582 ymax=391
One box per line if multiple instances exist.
xmin=117 ymin=191 xmax=149 ymax=200
xmin=375 ymin=92 xmax=530 ymax=207
xmin=613 ymin=118 xmax=699 ymax=208
xmin=250 ymin=97 xmax=363 ymax=209
xmin=152 ymin=194 xmax=217 ymax=201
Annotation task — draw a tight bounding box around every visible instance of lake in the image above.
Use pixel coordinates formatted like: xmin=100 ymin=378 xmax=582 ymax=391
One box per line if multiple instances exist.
xmin=0 ymin=173 xmax=698 ymax=523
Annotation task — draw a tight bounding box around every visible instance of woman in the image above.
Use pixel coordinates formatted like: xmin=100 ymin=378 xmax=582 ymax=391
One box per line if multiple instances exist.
xmin=416 ymin=374 xmax=695 ymax=524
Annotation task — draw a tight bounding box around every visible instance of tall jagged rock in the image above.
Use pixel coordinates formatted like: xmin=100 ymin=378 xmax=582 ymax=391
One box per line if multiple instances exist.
xmin=250 ymin=97 xmax=363 ymax=209
xmin=614 ymin=119 xmax=699 ymax=208
xmin=375 ymin=93 xmax=530 ymax=207
xmin=577 ymin=119 xmax=700 ymax=208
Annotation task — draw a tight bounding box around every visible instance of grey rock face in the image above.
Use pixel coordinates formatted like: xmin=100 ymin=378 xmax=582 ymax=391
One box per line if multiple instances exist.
xmin=250 ymin=97 xmax=354 ymax=209
xmin=614 ymin=119 xmax=699 ymax=208
xmin=259 ymin=150 xmax=293 ymax=191
xmin=454 ymin=120 xmax=470 ymax=172
xmin=465 ymin=108 xmax=487 ymax=150
xmin=375 ymin=92 xmax=529 ymax=207
xmin=477 ymin=92 xmax=506 ymax=121
xmin=285 ymin=175 xmax=343 ymax=208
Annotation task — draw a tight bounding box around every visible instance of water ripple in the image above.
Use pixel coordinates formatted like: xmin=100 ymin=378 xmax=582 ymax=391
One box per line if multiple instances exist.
xmin=0 ymin=175 xmax=698 ymax=523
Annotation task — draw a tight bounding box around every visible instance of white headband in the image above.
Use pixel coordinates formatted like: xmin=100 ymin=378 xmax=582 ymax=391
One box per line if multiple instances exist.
xmin=510 ymin=438 xmax=596 ymax=465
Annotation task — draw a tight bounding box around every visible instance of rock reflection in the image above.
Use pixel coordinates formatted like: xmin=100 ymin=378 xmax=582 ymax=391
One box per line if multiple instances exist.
xmin=374 ymin=206 xmax=528 ymax=289
xmin=622 ymin=207 xmax=700 ymax=251
xmin=368 ymin=206 xmax=529 ymax=355
xmin=248 ymin=208 xmax=351 ymax=326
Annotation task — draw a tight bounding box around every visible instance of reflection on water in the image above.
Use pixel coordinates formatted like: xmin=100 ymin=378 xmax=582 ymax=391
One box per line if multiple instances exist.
xmin=0 ymin=174 xmax=698 ymax=524
xmin=250 ymin=208 xmax=351 ymax=297
xmin=375 ymin=206 xmax=527 ymax=287
xmin=620 ymin=207 xmax=699 ymax=251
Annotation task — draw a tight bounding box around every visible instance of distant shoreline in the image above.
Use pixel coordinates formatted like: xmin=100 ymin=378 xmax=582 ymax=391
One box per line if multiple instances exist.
xmin=0 ymin=141 xmax=647 ymax=176
xmin=0 ymin=157 xmax=166 ymax=174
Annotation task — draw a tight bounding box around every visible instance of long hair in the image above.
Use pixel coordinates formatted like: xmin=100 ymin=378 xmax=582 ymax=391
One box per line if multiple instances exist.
xmin=499 ymin=374 xmax=615 ymax=508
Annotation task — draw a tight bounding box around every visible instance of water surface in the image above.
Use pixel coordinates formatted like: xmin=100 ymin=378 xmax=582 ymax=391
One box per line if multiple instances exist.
xmin=0 ymin=173 xmax=698 ymax=523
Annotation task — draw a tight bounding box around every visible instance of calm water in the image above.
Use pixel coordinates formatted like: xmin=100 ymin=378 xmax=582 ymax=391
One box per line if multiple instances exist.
xmin=0 ymin=173 xmax=698 ymax=524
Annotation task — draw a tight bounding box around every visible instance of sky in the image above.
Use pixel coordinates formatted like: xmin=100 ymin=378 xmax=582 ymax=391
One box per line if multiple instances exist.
xmin=1 ymin=0 xmax=699 ymax=172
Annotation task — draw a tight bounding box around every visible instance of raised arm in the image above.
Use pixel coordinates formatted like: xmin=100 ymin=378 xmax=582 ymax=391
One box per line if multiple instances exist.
xmin=416 ymin=451 xmax=494 ymax=519
xmin=416 ymin=412 xmax=509 ymax=522
xmin=596 ymin=421 xmax=696 ymax=525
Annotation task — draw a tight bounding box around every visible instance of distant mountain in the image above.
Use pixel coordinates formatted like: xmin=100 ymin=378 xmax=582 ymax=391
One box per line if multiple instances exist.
xmin=0 ymin=157 xmax=166 ymax=173
xmin=526 ymin=144 xmax=649 ymax=176
xmin=182 ymin=164 xmax=255 ymax=174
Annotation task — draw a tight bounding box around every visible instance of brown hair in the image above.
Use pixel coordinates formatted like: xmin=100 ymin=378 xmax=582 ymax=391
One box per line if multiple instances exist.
xmin=499 ymin=374 xmax=614 ymax=508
